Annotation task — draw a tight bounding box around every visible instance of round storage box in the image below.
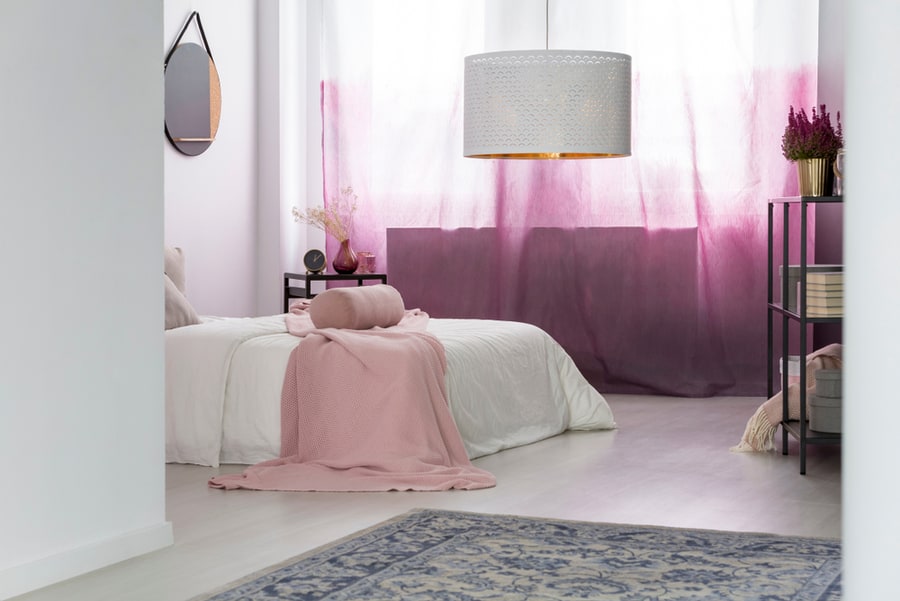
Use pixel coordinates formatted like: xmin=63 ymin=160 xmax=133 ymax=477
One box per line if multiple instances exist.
xmin=808 ymin=393 xmax=842 ymax=433
xmin=814 ymin=368 xmax=842 ymax=398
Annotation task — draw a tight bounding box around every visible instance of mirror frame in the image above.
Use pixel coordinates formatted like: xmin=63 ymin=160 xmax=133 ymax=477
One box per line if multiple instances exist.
xmin=164 ymin=12 xmax=221 ymax=157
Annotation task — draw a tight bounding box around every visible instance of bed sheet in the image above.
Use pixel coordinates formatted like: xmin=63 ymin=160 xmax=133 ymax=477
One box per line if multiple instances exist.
xmin=166 ymin=315 xmax=615 ymax=467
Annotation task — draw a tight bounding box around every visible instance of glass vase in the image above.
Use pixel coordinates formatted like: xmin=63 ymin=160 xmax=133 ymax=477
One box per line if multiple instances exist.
xmin=332 ymin=239 xmax=359 ymax=274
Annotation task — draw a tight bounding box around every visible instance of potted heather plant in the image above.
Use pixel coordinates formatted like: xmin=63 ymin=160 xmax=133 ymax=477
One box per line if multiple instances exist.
xmin=781 ymin=104 xmax=843 ymax=196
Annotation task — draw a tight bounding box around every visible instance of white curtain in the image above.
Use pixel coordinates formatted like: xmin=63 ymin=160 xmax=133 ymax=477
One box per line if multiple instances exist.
xmin=320 ymin=0 xmax=818 ymax=232
xmin=314 ymin=0 xmax=821 ymax=395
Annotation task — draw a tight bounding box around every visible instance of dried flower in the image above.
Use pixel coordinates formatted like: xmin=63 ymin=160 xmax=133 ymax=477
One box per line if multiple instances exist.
xmin=781 ymin=104 xmax=843 ymax=162
xmin=292 ymin=186 xmax=358 ymax=242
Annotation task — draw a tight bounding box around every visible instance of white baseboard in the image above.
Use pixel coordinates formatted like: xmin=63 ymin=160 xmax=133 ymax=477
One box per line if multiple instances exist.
xmin=0 ymin=521 xmax=174 ymax=600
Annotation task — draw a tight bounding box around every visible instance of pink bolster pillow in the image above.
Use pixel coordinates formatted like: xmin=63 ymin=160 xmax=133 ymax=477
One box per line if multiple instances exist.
xmin=308 ymin=284 xmax=405 ymax=329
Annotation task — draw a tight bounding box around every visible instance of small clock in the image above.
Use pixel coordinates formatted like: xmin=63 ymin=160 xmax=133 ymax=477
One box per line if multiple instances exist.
xmin=303 ymin=249 xmax=326 ymax=274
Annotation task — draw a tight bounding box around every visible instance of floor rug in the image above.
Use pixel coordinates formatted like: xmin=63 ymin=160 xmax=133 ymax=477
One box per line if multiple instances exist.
xmin=193 ymin=508 xmax=841 ymax=601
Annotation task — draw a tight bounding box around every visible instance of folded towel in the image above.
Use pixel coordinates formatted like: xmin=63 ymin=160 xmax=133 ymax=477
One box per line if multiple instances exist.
xmin=308 ymin=284 xmax=406 ymax=330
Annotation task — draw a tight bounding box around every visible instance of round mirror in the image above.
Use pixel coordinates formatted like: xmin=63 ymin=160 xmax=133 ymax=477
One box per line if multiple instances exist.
xmin=164 ymin=42 xmax=221 ymax=156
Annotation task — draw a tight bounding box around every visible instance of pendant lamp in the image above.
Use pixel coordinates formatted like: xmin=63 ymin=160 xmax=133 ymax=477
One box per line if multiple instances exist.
xmin=463 ymin=6 xmax=631 ymax=159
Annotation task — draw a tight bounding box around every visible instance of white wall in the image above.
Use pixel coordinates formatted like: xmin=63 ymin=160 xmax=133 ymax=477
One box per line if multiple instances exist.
xmin=163 ymin=0 xmax=321 ymax=318
xmin=820 ymin=2 xmax=900 ymax=598
xmin=256 ymin=1 xmax=322 ymax=316
xmin=0 ymin=2 xmax=172 ymax=598
xmin=843 ymin=2 xmax=900 ymax=599
xmin=164 ymin=0 xmax=259 ymax=317
xmin=818 ymin=0 xmax=845 ymax=111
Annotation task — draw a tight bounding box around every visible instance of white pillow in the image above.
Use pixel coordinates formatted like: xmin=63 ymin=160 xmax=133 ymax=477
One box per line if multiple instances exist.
xmin=164 ymin=246 xmax=187 ymax=294
xmin=165 ymin=274 xmax=200 ymax=330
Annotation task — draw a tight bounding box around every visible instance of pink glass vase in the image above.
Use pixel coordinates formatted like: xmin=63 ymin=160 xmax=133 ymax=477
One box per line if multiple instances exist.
xmin=332 ymin=239 xmax=359 ymax=274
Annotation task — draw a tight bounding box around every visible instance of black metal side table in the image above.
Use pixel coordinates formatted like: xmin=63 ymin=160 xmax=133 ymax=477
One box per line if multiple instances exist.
xmin=283 ymin=272 xmax=388 ymax=312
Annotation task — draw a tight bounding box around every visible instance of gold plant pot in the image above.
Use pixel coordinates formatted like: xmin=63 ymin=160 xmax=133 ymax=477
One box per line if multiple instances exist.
xmin=796 ymin=157 xmax=831 ymax=196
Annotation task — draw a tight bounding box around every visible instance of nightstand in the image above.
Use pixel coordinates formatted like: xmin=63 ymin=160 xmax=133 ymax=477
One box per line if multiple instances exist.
xmin=283 ymin=272 xmax=388 ymax=312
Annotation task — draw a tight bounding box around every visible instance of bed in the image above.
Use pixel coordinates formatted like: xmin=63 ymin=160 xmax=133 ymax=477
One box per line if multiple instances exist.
xmin=165 ymin=312 xmax=616 ymax=467
xmin=163 ymin=247 xmax=616 ymax=470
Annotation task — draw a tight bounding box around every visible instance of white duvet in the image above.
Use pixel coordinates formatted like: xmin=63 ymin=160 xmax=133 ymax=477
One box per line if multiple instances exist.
xmin=166 ymin=315 xmax=616 ymax=467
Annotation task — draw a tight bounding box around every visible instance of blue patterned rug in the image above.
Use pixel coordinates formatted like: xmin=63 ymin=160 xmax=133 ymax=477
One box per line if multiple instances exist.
xmin=194 ymin=508 xmax=841 ymax=600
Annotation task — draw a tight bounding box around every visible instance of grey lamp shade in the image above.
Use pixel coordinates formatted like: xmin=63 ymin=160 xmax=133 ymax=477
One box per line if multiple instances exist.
xmin=463 ymin=50 xmax=631 ymax=159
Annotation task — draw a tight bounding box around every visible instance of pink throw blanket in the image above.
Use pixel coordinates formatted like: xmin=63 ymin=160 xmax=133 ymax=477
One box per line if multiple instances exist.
xmin=208 ymin=302 xmax=496 ymax=491
xmin=731 ymin=343 xmax=842 ymax=453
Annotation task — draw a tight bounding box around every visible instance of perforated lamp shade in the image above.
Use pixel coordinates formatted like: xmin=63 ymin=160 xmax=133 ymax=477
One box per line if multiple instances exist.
xmin=463 ymin=50 xmax=632 ymax=159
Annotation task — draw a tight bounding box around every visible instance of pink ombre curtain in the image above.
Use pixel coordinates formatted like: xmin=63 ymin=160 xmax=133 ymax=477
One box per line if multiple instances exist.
xmin=319 ymin=0 xmax=820 ymax=396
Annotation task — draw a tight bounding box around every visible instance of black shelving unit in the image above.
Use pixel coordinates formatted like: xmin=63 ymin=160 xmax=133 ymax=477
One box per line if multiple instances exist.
xmin=766 ymin=196 xmax=843 ymax=474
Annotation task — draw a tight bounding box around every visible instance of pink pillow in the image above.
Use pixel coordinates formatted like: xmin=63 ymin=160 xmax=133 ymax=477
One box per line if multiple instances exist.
xmin=309 ymin=284 xmax=405 ymax=330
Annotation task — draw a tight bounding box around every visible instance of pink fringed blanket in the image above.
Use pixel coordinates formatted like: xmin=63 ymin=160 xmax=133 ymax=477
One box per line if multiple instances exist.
xmin=731 ymin=343 xmax=842 ymax=453
xmin=208 ymin=302 xmax=496 ymax=491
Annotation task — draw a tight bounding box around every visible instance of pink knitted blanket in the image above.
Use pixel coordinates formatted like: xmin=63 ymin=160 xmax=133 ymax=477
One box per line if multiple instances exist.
xmin=731 ymin=343 xmax=842 ymax=453
xmin=209 ymin=306 xmax=495 ymax=492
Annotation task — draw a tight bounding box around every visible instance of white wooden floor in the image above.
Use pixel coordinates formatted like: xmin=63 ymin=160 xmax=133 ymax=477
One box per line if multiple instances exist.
xmin=14 ymin=394 xmax=841 ymax=601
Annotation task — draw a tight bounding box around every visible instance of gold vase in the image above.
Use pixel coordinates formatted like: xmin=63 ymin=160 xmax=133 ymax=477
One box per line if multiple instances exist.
xmin=796 ymin=158 xmax=829 ymax=197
